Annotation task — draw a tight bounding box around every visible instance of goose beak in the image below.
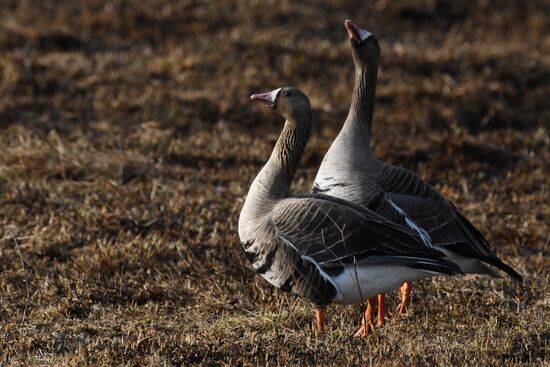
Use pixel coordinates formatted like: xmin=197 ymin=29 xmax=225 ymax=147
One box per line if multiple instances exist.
xmin=250 ymin=88 xmax=281 ymax=108
xmin=345 ymin=19 xmax=373 ymax=43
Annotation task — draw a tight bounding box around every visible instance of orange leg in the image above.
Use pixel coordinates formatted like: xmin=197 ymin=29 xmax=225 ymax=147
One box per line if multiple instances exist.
xmin=315 ymin=307 xmax=327 ymax=332
xmin=397 ymin=282 xmax=412 ymax=314
xmin=377 ymin=294 xmax=386 ymax=328
xmin=354 ymin=297 xmax=377 ymax=337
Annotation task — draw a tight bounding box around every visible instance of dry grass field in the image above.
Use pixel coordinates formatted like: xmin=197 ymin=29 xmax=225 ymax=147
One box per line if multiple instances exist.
xmin=0 ymin=0 xmax=549 ymax=365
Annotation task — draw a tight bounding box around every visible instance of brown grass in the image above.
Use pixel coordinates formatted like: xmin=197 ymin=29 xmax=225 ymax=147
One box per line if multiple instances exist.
xmin=0 ymin=0 xmax=549 ymax=365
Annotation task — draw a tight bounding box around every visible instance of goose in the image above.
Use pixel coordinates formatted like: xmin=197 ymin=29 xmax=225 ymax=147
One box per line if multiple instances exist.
xmin=239 ymin=86 xmax=462 ymax=336
xmin=313 ymin=20 xmax=522 ymax=327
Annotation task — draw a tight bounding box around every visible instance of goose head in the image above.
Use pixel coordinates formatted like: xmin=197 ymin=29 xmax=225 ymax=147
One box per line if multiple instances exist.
xmin=250 ymin=87 xmax=311 ymax=124
xmin=344 ymin=19 xmax=380 ymax=69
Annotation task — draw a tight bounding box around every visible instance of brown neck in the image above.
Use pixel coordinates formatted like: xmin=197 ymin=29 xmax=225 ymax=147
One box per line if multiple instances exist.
xmin=269 ymin=114 xmax=312 ymax=188
xmin=240 ymin=110 xmax=311 ymax=224
xmin=346 ymin=61 xmax=378 ymax=141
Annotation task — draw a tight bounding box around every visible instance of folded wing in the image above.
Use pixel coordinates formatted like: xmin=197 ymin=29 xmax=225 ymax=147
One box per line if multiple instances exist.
xmin=379 ymin=164 xmax=522 ymax=281
xmin=269 ymin=196 xmax=461 ymax=275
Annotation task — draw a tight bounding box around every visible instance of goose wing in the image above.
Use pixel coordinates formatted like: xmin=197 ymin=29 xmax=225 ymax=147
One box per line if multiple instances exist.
xmin=313 ymin=163 xmax=432 ymax=245
xmin=269 ymin=195 xmax=458 ymax=274
xmin=379 ymin=164 xmax=522 ymax=281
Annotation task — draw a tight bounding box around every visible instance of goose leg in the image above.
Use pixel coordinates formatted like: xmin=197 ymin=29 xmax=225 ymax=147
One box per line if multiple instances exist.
xmin=377 ymin=293 xmax=386 ymax=327
xmin=397 ymin=282 xmax=412 ymax=314
xmin=354 ymin=297 xmax=377 ymax=337
xmin=315 ymin=307 xmax=327 ymax=332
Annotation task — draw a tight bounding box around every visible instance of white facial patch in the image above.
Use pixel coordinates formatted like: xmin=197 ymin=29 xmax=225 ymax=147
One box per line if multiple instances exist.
xmin=358 ymin=29 xmax=373 ymax=42
xmin=270 ymin=88 xmax=281 ymax=103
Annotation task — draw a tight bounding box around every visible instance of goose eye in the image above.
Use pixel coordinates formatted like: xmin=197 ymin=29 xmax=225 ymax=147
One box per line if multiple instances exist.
xmin=283 ymin=91 xmax=290 ymax=97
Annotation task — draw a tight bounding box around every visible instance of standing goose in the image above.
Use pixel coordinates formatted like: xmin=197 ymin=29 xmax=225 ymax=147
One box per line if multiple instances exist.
xmin=313 ymin=20 xmax=522 ymax=325
xmin=240 ymin=86 xmax=462 ymax=336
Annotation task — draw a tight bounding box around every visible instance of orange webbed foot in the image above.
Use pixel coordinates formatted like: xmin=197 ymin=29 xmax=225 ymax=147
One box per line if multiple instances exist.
xmin=354 ymin=297 xmax=377 ymax=337
xmin=397 ymin=282 xmax=412 ymax=314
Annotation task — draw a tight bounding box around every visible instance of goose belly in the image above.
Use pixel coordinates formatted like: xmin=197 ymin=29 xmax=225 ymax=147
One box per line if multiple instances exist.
xmin=330 ymin=265 xmax=435 ymax=305
xmin=242 ymin=239 xmax=338 ymax=306
xmin=241 ymin=239 xmax=290 ymax=290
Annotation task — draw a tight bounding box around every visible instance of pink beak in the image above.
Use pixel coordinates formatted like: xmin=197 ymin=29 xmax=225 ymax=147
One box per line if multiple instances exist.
xmin=345 ymin=19 xmax=373 ymax=43
xmin=345 ymin=19 xmax=361 ymax=42
xmin=250 ymin=88 xmax=281 ymax=108
xmin=250 ymin=93 xmax=274 ymax=106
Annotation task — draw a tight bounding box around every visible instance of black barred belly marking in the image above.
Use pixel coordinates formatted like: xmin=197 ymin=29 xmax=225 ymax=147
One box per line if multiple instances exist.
xmin=241 ymin=240 xmax=337 ymax=306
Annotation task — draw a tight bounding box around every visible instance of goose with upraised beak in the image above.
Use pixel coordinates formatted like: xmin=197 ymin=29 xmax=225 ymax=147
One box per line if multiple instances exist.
xmin=313 ymin=20 xmax=522 ymax=332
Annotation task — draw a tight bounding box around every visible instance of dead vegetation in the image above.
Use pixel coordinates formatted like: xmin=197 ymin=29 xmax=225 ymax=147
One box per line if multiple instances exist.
xmin=0 ymin=0 xmax=548 ymax=365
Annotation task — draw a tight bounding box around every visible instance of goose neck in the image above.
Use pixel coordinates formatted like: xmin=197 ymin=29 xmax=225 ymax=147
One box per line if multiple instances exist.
xmin=346 ymin=63 xmax=377 ymax=140
xmin=267 ymin=117 xmax=311 ymax=189
xmin=245 ymin=115 xmax=311 ymax=210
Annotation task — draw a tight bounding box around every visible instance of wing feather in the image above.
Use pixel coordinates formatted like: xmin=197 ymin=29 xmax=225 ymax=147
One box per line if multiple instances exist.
xmin=379 ymin=165 xmax=521 ymax=281
xmin=269 ymin=196 xmax=452 ymax=268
